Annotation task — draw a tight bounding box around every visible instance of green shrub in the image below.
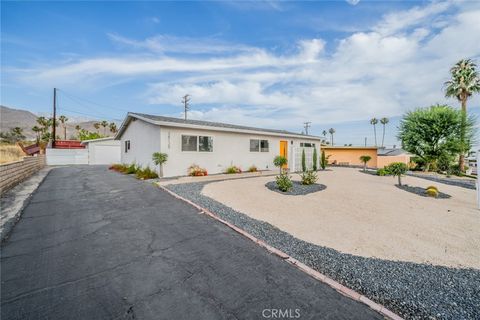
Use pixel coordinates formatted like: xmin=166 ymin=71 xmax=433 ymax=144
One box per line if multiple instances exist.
xmin=275 ymin=172 xmax=293 ymax=192
xmin=376 ymin=168 xmax=390 ymax=176
xmin=312 ymin=148 xmax=318 ymax=171
xmin=125 ymin=163 xmax=139 ymax=174
xmin=136 ymin=166 xmax=158 ymax=180
xmin=320 ymin=150 xmax=329 ymax=170
xmin=248 ymin=165 xmax=258 ymax=172
xmin=301 ymin=148 xmax=306 ymax=172
xmin=426 ymin=185 xmax=438 ymax=192
xmin=300 ymin=170 xmax=318 ymax=185
xmin=386 ymin=162 xmax=408 ymax=186
xmin=425 ymin=188 xmax=439 ymax=197
xmin=273 ymin=156 xmax=288 ymax=174
xmin=225 ymin=166 xmax=242 ymax=174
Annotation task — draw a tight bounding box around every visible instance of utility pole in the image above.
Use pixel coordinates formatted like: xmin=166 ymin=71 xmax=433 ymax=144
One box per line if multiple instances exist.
xmin=52 ymin=88 xmax=57 ymax=146
xmin=364 ymin=137 xmax=367 ymax=147
xmin=303 ymin=122 xmax=311 ymax=135
xmin=181 ymin=94 xmax=190 ymax=120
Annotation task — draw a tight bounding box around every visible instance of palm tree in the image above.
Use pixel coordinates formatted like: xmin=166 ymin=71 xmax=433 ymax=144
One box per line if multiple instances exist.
xmin=58 ymin=115 xmax=68 ymax=140
xmin=370 ymin=118 xmax=378 ymax=146
xmin=380 ymin=117 xmax=389 ymax=147
xmin=328 ymin=128 xmax=335 ymax=146
xmin=109 ymin=122 xmax=117 ymax=134
xmin=322 ymin=130 xmax=327 ymax=137
xmin=359 ymin=155 xmax=372 ymax=172
xmin=100 ymin=120 xmax=109 ymax=136
xmin=152 ymin=152 xmax=168 ymax=177
xmin=93 ymin=122 xmax=100 ymax=133
xmin=445 ymin=59 xmax=480 ymax=171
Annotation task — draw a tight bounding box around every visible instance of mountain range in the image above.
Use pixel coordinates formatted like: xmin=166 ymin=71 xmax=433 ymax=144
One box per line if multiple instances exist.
xmin=0 ymin=105 xmax=118 ymax=140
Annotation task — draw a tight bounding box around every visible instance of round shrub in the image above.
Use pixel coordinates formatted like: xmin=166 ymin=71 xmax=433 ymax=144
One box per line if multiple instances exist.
xmin=426 ymin=185 xmax=438 ymax=192
xmin=425 ymin=188 xmax=439 ymax=197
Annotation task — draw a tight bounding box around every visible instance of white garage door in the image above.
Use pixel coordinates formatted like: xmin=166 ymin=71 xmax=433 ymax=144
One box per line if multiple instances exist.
xmin=92 ymin=145 xmax=120 ymax=164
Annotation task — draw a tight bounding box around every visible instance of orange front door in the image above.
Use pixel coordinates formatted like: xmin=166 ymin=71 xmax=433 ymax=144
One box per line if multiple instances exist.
xmin=279 ymin=140 xmax=288 ymax=168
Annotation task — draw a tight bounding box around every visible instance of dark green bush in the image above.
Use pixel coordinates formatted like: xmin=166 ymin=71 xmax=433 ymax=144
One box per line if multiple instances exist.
xmin=301 ymin=149 xmax=306 ymax=172
xmin=125 ymin=163 xmax=139 ymax=174
xmin=312 ymin=148 xmax=318 ymax=171
xmin=300 ymin=170 xmax=318 ymax=185
xmin=376 ymin=168 xmax=391 ymax=176
xmin=225 ymin=166 xmax=242 ymax=174
xmin=275 ymin=173 xmax=293 ymax=192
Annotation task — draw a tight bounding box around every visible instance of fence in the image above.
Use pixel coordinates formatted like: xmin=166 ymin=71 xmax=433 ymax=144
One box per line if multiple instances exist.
xmin=46 ymin=148 xmax=88 ymax=165
xmin=0 ymin=155 xmax=46 ymax=195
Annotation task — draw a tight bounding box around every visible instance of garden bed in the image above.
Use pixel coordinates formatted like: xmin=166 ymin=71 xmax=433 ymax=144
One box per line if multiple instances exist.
xmin=265 ymin=180 xmax=326 ymax=195
xmin=396 ymin=185 xmax=451 ymax=199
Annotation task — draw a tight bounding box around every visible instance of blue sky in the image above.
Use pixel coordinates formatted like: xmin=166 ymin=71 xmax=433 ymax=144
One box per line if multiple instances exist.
xmin=2 ymin=0 xmax=480 ymax=147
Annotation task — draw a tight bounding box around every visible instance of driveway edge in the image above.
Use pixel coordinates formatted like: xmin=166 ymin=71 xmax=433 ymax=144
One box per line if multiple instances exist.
xmin=159 ymin=185 xmax=404 ymax=320
xmin=1 ymin=167 xmax=52 ymax=242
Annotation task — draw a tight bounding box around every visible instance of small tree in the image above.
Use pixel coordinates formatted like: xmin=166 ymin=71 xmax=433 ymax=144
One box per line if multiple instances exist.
xmin=359 ymin=155 xmax=372 ymax=172
xmin=387 ymin=162 xmax=408 ymax=186
xmin=152 ymin=152 xmax=168 ymax=177
xmin=273 ymin=155 xmax=287 ymax=174
xmin=320 ymin=150 xmax=329 ymax=170
xmin=301 ymin=149 xmax=306 ymax=172
xmin=312 ymin=148 xmax=318 ymax=171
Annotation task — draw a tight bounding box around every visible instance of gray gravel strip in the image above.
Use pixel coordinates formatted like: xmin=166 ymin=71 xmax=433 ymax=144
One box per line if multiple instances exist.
xmin=265 ymin=181 xmax=327 ymax=195
xmin=166 ymin=181 xmax=480 ymax=320
xmin=405 ymin=172 xmax=475 ymax=190
xmin=396 ymin=185 xmax=451 ymax=199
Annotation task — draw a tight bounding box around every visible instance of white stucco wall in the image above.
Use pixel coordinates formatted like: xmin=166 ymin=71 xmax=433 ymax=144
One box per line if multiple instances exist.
xmin=119 ymin=119 xmax=321 ymax=177
xmin=85 ymin=139 xmax=121 ymax=165
xmin=120 ymin=119 xmax=161 ymax=169
xmin=46 ymin=148 xmax=89 ymax=165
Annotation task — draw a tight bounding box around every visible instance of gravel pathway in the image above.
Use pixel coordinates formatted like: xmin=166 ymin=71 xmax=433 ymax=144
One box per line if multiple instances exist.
xmin=166 ymin=181 xmax=480 ymax=320
xmin=396 ymin=185 xmax=451 ymax=199
xmin=265 ymin=181 xmax=327 ymax=195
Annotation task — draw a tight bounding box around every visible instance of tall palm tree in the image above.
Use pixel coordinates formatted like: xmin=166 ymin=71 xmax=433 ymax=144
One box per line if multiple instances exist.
xmin=100 ymin=120 xmax=109 ymax=136
xmin=445 ymin=59 xmax=480 ymax=171
xmin=328 ymin=128 xmax=335 ymax=146
xmin=109 ymin=122 xmax=117 ymax=134
xmin=380 ymin=117 xmax=389 ymax=148
xmin=58 ymin=115 xmax=68 ymax=140
xmin=370 ymin=118 xmax=378 ymax=146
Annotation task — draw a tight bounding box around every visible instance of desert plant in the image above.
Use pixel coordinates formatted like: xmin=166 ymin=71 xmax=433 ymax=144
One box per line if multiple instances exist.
xmin=225 ymin=165 xmax=242 ymax=174
xmin=320 ymin=150 xmax=329 ymax=170
xmin=136 ymin=166 xmax=158 ymax=180
xmin=125 ymin=163 xmax=139 ymax=174
xmin=376 ymin=168 xmax=390 ymax=176
xmin=109 ymin=163 xmax=127 ymax=172
xmin=301 ymin=148 xmax=306 ymax=172
xmin=425 ymin=188 xmax=439 ymax=198
xmin=359 ymin=155 xmax=372 ymax=172
xmin=386 ymin=162 xmax=408 ymax=186
xmin=275 ymin=172 xmax=293 ymax=192
xmin=312 ymin=148 xmax=318 ymax=171
xmin=426 ymin=185 xmax=438 ymax=192
xmin=273 ymin=156 xmax=288 ymax=174
xmin=300 ymin=170 xmax=318 ymax=185
xmin=188 ymin=164 xmax=208 ymax=176
xmin=248 ymin=165 xmax=258 ymax=172
xmin=152 ymin=152 xmax=168 ymax=177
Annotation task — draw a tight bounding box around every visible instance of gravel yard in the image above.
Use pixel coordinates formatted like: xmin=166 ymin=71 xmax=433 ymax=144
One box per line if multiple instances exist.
xmin=165 ymin=168 xmax=480 ymax=320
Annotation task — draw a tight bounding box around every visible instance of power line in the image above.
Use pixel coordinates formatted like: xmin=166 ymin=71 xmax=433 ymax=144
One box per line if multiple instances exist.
xmin=57 ymin=106 xmax=122 ymax=122
xmin=58 ymin=89 xmax=131 ymax=113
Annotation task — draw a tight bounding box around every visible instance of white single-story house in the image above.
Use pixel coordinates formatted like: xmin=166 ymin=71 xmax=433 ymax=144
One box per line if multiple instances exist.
xmin=81 ymin=137 xmax=121 ymax=165
xmin=115 ymin=113 xmax=322 ymax=177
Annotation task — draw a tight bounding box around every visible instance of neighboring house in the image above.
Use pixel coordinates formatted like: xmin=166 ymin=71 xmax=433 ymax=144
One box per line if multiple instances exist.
xmin=466 ymin=149 xmax=478 ymax=175
xmin=114 ymin=113 xmax=321 ymax=177
xmin=377 ymin=148 xmax=411 ymax=168
xmin=81 ymin=137 xmax=121 ymax=165
xmin=323 ymin=146 xmax=378 ymax=167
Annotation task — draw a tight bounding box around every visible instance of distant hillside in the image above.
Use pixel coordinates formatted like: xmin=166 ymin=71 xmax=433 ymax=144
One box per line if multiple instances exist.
xmin=0 ymin=105 xmax=118 ymax=140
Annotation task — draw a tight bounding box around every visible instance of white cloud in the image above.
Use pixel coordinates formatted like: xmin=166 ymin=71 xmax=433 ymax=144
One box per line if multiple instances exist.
xmin=346 ymin=0 xmax=360 ymax=5
xmin=9 ymin=1 xmax=480 ymax=130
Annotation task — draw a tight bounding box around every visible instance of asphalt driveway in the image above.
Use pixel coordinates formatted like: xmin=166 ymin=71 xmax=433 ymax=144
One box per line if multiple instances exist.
xmin=1 ymin=166 xmax=382 ymax=320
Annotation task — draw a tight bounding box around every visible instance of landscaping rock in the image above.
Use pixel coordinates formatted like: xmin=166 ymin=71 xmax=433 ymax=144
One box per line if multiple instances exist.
xmin=265 ymin=180 xmax=326 ymax=195
xmin=166 ymin=181 xmax=480 ymax=320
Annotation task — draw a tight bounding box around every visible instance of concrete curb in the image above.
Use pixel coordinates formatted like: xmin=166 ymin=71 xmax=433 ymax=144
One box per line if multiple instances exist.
xmin=1 ymin=168 xmax=52 ymax=242
xmin=158 ymin=185 xmax=404 ymax=320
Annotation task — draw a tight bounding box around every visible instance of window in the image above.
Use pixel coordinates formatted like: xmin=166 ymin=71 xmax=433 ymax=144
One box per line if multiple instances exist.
xmin=182 ymin=135 xmax=197 ymax=151
xmin=250 ymin=139 xmax=269 ymax=152
xmin=199 ymin=136 xmax=213 ymax=152
xmin=124 ymin=140 xmax=130 ymax=153
xmin=250 ymin=139 xmax=260 ymax=152
xmin=260 ymin=140 xmax=269 ymax=152
xmin=300 ymin=142 xmax=315 ymax=148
